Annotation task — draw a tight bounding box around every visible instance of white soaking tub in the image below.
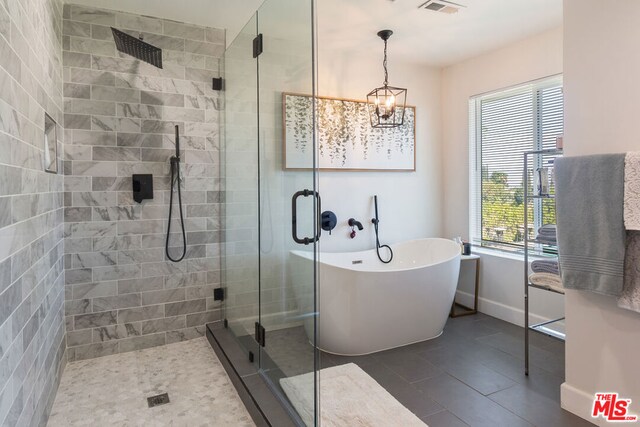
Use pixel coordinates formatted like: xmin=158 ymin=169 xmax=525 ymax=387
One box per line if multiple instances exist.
xmin=291 ymin=238 xmax=461 ymax=356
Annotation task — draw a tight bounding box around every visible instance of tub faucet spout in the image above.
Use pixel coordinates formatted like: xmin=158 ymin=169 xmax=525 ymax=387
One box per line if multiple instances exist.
xmin=348 ymin=218 xmax=364 ymax=231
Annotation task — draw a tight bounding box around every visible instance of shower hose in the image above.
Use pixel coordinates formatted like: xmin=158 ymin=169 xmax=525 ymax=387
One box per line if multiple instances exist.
xmin=372 ymin=195 xmax=393 ymax=264
xmin=165 ymin=155 xmax=187 ymax=262
xmin=373 ymin=218 xmax=394 ymax=264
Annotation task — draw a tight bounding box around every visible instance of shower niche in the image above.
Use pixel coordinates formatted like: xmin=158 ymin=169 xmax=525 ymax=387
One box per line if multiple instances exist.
xmin=206 ymin=0 xmax=320 ymax=426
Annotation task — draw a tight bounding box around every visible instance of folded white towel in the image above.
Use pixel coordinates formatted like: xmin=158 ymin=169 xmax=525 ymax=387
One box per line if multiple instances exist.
xmin=624 ymin=152 xmax=640 ymax=230
xmin=618 ymin=231 xmax=640 ymax=313
xmin=530 ymin=272 xmax=564 ymax=294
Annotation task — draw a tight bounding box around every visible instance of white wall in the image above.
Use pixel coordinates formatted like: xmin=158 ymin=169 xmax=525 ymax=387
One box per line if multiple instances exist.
xmin=317 ymin=51 xmax=443 ymax=252
xmin=440 ymin=27 xmax=565 ymax=325
xmin=561 ymin=0 xmax=640 ymax=423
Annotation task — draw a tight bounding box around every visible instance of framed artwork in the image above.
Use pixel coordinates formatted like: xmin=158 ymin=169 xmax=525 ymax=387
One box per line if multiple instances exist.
xmin=283 ymin=93 xmax=416 ymax=171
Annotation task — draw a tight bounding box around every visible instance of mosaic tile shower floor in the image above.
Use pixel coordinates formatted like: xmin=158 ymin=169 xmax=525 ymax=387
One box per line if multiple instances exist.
xmin=47 ymin=338 xmax=254 ymax=426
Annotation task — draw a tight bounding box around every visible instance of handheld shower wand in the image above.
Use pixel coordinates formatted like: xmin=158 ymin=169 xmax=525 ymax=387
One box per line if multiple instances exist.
xmin=174 ymin=125 xmax=180 ymax=159
xmin=166 ymin=125 xmax=187 ymax=263
xmin=372 ymin=195 xmax=393 ymax=263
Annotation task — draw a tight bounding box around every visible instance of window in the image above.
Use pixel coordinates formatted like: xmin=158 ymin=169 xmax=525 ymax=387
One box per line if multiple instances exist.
xmin=469 ymin=75 xmax=563 ymax=250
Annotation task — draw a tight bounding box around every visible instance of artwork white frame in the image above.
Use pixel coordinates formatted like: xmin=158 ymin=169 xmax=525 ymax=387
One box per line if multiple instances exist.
xmin=283 ymin=93 xmax=416 ymax=171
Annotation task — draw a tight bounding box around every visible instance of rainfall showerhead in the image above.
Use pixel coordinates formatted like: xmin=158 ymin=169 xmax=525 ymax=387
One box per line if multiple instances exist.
xmin=111 ymin=27 xmax=163 ymax=69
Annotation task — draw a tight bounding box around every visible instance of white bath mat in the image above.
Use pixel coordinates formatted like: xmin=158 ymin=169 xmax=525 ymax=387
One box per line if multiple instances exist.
xmin=279 ymin=363 xmax=427 ymax=427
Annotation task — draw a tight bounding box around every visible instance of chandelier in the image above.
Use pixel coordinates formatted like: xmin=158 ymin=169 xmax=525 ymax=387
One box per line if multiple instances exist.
xmin=367 ymin=30 xmax=407 ymax=128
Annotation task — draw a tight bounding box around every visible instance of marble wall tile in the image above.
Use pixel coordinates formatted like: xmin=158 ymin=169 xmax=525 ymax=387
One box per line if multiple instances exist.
xmin=92 ymin=116 xmax=141 ymax=133
xmin=116 ymin=102 xmax=163 ymax=119
xmin=65 ymin=99 xmax=115 ymax=116
xmin=72 ymin=251 xmax=117 ymax=268
xmin=64 ymin=145 xmax=92 ymax=161
xmin=64 ymin=114 xmax=91 ymax=130
xmin=140 ymin=91 xmax=184 ymax=107
xmin=117 ymin=304 xmax=164 ymax=324
xmin=65 ymin=269 xmax=92 ymax=286
xmin=165 ymin=299 xmax=206 ymax=317
xmin=0 ymin=197 xmax=11 ymax=228
xmin=91 ymin=86 xmax=140 ymax=103
xmin=63 ymin=20 xmax=91 ymax=37
xmin=118 ymin=332 xmax=165 ymax=352
xmin=93 ymin=235 xmax=141 ymax=252
xmin=62 ymin=4 xmax=225 ymax=361
xmin=205 ymin=27 xmax=225 ymax=44
xmin=141 ymin=288 xmax=185 ymax=306
xmin=64 ymin=83 xmax=90 ymax=99
xmin=71 ymin=161 xmax=117 ymax=177
xmin=71 ymin=341 xmax=118 ymax=361
xmin=65 ymin=237 xmax=93 ymax=254
xmin=116 ymin=133 xmax=163 ymax=147
xmin=117 ymin=277 xmax=164 ymax=294
xmin=90 ymin=24 xmax=112 ymax=41
xmin=69 ymin=37 xmax=115 ymax=56
xmin=70 ymin=5 xmax=116 ymax=26
xmin=74 ymin=311 xmax=117 ymax=329
xmin=116 ymin=13 xmax=163 ymax=34
xmin=92 ymin=146 xmax=140 ymax=161
xmin=163 ymin=20 xmax=205 ymax=41
xmin=72 ymin=281 xmax=117 ymax=299
xmin=0 ymin=258 xmax=11 ymax=293
xmin=92 ymin=293 xmax=141 ymax=312
xmin=69 ymin=69 xmax=115 ymax=86
xmin=140 ymin=316 xmax=186 ymax=335
xmin=93 ymin=264 xmax=140 ymax=281
xmin=185 ymin=310 xmax=219 ymax=327
xmin=185 ymin=40 xmax=223 ymax=57
xmin=64 ymin=207 xmax=91 ymax=222
xmin=63 ymin=51 xmax=91 ymax=68
xmin=93 ymin=322 xmax=141 ymax=342
xmin=67 ymin=329 xmax=92 ymax=347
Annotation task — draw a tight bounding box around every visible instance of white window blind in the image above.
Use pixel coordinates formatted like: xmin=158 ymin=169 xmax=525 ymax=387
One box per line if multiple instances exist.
xmin=469 ymin=75 xmax=563 ymax=250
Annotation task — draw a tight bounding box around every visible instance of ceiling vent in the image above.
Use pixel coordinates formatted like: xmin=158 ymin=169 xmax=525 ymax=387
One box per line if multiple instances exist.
xmin=418 ymin=0 xmax=466 ymax=14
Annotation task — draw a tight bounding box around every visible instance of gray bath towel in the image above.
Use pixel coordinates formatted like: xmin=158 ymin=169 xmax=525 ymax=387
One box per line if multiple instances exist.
xmin=618 ymin=231 xmax=640 ymax=313
xmin=531 ymin=260 xmax=560 ymax=275
xmin=555 ymin=154 xmax=626 ymax=296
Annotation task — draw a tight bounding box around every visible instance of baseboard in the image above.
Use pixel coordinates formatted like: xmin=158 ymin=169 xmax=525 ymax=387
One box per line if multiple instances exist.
xmin=454 ymin=290 xmax=564 ymax=330
xmin=561 ymin=382 xmax=603 ymax=426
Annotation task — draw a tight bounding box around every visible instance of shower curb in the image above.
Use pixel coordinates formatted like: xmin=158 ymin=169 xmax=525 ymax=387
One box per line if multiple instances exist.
xmin=205 ymin=323 xmax=297 ymax=427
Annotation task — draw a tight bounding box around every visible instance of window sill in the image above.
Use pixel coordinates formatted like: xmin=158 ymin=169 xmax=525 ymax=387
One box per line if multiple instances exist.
xmin=471 ymin=245 xmax=525 ymax=262
xmin=471 ymin=245 xmax=555 ymax=263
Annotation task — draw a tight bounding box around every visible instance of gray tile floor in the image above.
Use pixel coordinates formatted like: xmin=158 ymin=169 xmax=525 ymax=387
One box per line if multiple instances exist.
xmin=265 ymin=313 xmax=594 ymax=427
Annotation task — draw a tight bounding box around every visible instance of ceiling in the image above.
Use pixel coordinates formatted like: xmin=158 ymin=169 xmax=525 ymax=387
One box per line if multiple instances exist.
xmin=67 ymin=0 xmax=562 ymax=66
xmin=317 ymin=0 xmax=562 ymax=66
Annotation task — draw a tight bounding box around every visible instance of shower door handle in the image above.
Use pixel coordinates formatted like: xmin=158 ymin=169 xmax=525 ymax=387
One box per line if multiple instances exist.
xmin=292 ymin=189 xmax=321 ymax=245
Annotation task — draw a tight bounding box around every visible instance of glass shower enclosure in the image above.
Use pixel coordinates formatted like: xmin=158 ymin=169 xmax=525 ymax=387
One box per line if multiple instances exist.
xmin=220 ymin=0 xmax=319 ymax=424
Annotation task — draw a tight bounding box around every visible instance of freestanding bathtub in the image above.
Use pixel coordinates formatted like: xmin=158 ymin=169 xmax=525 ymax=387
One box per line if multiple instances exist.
xmin=291 ymin=238 xmax=461 ymax=356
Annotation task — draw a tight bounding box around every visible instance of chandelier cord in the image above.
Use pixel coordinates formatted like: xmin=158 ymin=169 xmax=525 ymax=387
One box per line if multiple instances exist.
xmin=383 ymin=39 xmax=388 ymax=86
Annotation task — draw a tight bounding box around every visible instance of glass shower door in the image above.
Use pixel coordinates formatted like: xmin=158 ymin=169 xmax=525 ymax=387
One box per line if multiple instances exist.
xmin=255 ymin=0 xmax=318 ymax=425
xmin=222 ymin=14 xmax=260 ymax=359
xmin=222 ymin=0 xmax=318 ymax=425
